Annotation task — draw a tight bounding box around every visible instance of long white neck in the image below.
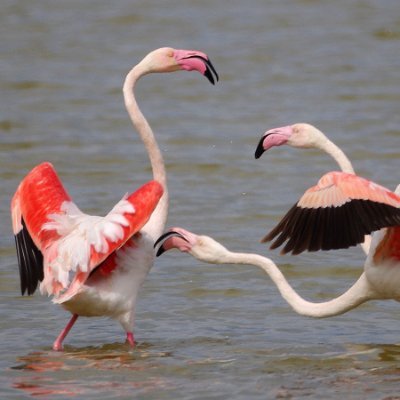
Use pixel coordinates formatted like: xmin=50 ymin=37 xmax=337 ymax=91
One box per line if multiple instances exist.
xmin=315 ymin=135 xmax=355 ymax=174
xmin=123 ymin=66 xmax=168 ymax=240
xmin=221 ymin=251 xmax=375 ymax=318
xmin=315 ymin=133 xmax=372 ymax=254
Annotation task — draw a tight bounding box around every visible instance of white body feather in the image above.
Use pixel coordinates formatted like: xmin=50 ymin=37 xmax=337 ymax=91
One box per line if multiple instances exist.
xmin=61 ymin=232 xmax=155 ymax=331
xmin=40 ymin=197 xmax=135 ymax=297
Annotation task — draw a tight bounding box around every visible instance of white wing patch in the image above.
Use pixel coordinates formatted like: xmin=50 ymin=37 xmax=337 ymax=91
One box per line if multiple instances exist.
xmin=40 ymin=196 xmax=135 ymax=297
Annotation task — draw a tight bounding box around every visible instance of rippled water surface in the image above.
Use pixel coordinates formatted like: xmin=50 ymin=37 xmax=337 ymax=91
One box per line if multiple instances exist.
xmin=1 ymin=0 xmax=400 ymax=398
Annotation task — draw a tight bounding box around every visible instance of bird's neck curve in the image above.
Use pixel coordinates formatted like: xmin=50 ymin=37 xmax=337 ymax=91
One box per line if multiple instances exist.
xmin=315 ymin=135 xmax=355 ymax=174
xmin=123 ymin=66 xmax=168 ymax=239
xmin=222 ymin=251 xmax=375 ymax=318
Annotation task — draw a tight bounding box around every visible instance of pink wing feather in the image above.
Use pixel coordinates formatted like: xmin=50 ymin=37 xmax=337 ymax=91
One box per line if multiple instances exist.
xmin=262 ymin=172 xmax=400 ymax=255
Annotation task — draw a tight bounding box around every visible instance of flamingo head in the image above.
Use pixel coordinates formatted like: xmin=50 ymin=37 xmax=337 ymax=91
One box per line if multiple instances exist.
xmin=154 ymin=227 xmax=229 ymax=264
xmin=255 ymin=123 xmax=327 ymax=159
xmin=138 ymin=47 xmax=219 ymax=84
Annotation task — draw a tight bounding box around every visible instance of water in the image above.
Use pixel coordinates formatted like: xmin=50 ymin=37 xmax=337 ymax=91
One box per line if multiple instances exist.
xmin=1 ymin=0 xmax=400 ymax=398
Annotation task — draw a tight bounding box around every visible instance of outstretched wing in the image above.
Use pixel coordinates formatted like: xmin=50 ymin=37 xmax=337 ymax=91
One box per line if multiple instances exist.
xmin=11 ymin=162 xmax=71 ymax=295
xmin=11 ymin=162 xmax=164 ymax=299
xmin=262 ymin=172 xmax=400 ymax=255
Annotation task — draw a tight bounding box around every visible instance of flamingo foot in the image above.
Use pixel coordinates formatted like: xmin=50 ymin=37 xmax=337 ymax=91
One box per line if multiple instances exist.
xmin=52 ymin=314 xmax=79 ymax=351
xmin=126 ymin=332 xmax=135 ymax=347
xmin=52 ymin=340 xmax=64 ymax=352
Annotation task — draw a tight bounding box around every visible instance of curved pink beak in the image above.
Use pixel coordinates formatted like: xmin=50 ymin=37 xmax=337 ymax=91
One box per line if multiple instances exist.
xmin=255 ymin=125 xmax=293 ymax=159
xmin=154 ymin=231 xmax=190 ymax=257
xmin=174 ymin=49 xmax=219 ymax=85
xmin=154 ymin=228 xmax=198 ymax=256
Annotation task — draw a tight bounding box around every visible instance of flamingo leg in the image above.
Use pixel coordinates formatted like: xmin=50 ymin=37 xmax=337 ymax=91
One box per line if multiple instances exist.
xmin=52 ymin=313 xmax=79 ymax=351
xmin=126 ymin=332 xmax=135 ymax=347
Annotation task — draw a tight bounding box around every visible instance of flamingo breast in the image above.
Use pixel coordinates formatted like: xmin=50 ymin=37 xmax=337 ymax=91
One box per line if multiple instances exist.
xmin=60 ymin=233 xmax=155 ymax=321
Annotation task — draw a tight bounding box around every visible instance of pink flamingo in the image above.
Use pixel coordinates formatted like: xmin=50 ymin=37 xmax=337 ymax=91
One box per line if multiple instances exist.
xmin=155 ymin=172 xmax=400 ymax=318
xmin=11 ymin=47 xmax=218 ymax=351
xmin=254 ymin=123 xmax=372 ymax=254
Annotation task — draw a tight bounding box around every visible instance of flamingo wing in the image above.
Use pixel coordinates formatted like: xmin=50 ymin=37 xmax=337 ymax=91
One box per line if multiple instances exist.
xmin=11 ymin=162 xmax=72 ymax=295
xmin=262 ymin=172 xmax=400 ymax=255
xmin=13 ymin=220 xmax=44 ymax=295
xmin=11 ymin=162 xmax=163 ymax=299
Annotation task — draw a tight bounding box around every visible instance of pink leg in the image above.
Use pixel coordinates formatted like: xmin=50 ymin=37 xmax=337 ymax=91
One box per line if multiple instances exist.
xmin=126 ymin=332 xmax=135 ymax=347
xmin=53 ymin=314 xmax=79 ymax=351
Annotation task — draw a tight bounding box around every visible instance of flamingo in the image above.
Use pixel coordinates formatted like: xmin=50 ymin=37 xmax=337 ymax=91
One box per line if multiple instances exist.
xmin=11 ymin=47 xmax=219 ymax=351
xmin=254 ymin=123 xmax=372 ymax=254
xmin=155 ymin=172 xmax=400 ymax=319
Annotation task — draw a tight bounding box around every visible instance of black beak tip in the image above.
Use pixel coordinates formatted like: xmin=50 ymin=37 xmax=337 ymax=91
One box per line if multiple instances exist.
xmin=154 ymin=231 xmax=170 ymax=257
xmin=204 ymin=57 xmax=219 ymax=85
xmin=153 ymin=230 xmax=187 ymax=257
xmin=184 ymin=54 xmax=219 ymax=85
xmin=204 ymin=68 xmax=216 ymax=85
xmin=155 ymin=246 xmax=165 ymax=257
xmin=254 ymin=135 xmax=268 ymax=159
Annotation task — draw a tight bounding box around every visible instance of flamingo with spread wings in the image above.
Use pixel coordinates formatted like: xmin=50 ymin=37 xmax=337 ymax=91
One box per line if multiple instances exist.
xmin=155 ymin=173 xmax=400 ymax=319
xmin=11 ymin=47 xmax=219 ymax=350
xmin=254 ymin=123 xmax=372 ymax=254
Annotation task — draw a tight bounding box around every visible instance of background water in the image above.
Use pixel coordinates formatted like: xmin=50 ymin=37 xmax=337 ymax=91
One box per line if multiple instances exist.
xmin=1 ymin=0 xmax=400 ymax=398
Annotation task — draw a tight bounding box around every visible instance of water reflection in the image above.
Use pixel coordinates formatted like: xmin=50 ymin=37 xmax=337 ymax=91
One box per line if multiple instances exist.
xmin=12 ymin=344 xmax=173 ymax=397
xmin=13 ymin=342 xmax=172 ymax=372
xmin=8 ymin=338 xmax=400 ymax=398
